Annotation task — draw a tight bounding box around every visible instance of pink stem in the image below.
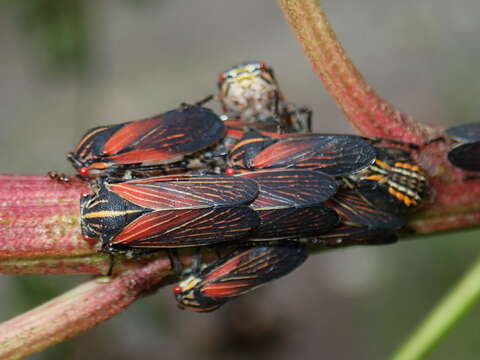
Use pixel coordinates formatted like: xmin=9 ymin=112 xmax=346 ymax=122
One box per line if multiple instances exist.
xmin=0 ymin=257 xmax=173 ymax=359
xmin=277 ymin=0 xmax=442 ymax=143
xmin=277 ymin=0 xmax=480 ymax=233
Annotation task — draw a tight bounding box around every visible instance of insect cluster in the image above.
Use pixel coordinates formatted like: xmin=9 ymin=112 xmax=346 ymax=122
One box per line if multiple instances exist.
xmin=63 ymin=62 xmax=433 ymax=312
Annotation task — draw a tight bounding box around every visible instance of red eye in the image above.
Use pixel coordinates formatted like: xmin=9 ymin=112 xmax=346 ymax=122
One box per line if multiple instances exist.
xmin=225 ymin=168 xmax=236 ymax=175
xmin=218 ymin=73 xmax=226 ymax=82
xmin=172 ymin=285 xmax=183 ymax=294
xmin=78 ymin=167 xmax=90 ymax=177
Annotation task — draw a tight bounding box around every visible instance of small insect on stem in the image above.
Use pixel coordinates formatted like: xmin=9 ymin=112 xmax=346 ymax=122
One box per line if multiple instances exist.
xmin=80 ymin=174 xmax=260 ymax=253
xmin=68 ymin=105 xmax=226 ymax=179
xmin=174 ymin=243 xmax=307 ymax=312
xmin=228 ymin=131 xmax=376 ymax=177
xmin=47 ymin=171 xmax=71 ymax=184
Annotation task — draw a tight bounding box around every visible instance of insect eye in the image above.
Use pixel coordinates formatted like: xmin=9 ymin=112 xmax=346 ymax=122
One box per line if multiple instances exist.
xmin=218 ymin=73 xmax=226 ymax=83
xmin=82 ymin=234 xmax=96 ymax=246
xmin=172 ymin=285 xmax=183 ymax=295
xmin=259 ymin=62 xmax=268 ymax=70
xmin=79 ymin=167 xmax=90 ymax=177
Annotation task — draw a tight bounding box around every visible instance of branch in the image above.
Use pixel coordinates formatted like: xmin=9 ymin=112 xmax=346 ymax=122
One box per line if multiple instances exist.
xmin=0 ymin=256 xmax=174 ymax=360
xmin=0 ymin=175 xmax=172 ymax=275
xmin=277 ymin=0 xmax=480 ymax=234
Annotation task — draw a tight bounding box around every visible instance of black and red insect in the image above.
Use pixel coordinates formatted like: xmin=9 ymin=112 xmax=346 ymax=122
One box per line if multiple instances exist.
xmin=237 ymin=169 xmax=339 ymax=240
xmin=345 ymin=146 xmax=428 ymax=214
xmin=68 ymin=105 xmax=225 ymax=178
xmin=313 ymin=187 xmax=404 ymax=247
xmin=173 ymin=243 xmax=307 ymax=312
xmin=80 ymin=174 xmax=260 ymax=252
xmin=445 ymin=122 xmax=480 ymax=172
xmin=228 ymin=130 xmax=376 ymax=177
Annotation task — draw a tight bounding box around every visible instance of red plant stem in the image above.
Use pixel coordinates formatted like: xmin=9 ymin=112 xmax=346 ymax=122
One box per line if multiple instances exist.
xmin=277 ymin=0 xmax=480 ymax=234
xmin=0 ymin=175 xmax=175 ymax=275
xmin=0 ymin=257 xmax=173 ymax=360
xmin=277 ymin=0 xmax=442 ymax=143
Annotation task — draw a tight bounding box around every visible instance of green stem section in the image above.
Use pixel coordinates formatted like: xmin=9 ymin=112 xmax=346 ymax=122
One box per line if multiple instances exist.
xmin=391 ymin=255 xmax=480 ymax=360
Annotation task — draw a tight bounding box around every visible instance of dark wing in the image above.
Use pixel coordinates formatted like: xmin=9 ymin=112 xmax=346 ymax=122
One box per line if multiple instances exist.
xmin=229 ymin=131 xmax=277 ymax=168
xmin=110 ymin=206 xmax=260 ymax=248
xmin=69 ymin=124 xmax=123 ymax=169
xmin=327 ymin=188 xmax=404 ymax=229
xmin=251 ymin=205 xmax=339 ymax=240
xmin=448 ymin=142 xmax=480 ymax=172
xmin=239 ymin=169 xmax=337 ymax=208
xmin=107 ymin=175 xmax=258 ymax=209
xmin=311 ymin=225 xmax=398 ymax=247
xmin=248 ymin=135 xmax=376 ymax=176
xmin=446 ymin=123 xmax=480 ymax=143
xmin=201 ymin=244 xmax=307 ymax=298
xmin=102 ymin=106 xmax=225 ymax=164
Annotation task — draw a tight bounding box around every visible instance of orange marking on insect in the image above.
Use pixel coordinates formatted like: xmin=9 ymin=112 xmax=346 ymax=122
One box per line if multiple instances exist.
xmin=88 ymin=162 xmax=110 ymax=170
xmin=364 ymin=174 xmax=385 ymax=182
xmin=230 ymin=137 xmax=267 ymax=153
xmin=375 ymin=160 xmax=391 ymax=169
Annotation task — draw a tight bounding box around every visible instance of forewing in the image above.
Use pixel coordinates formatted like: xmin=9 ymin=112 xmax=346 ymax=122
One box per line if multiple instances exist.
xmin=448 ymin=142 xmax=480 ymax=172
xmin=108 ymin=175 xmax=258 ymax=210
xmin=311 ymin=225 xmax=398 ymax=247
xmin=111 ymin=206 xmax=260 ymax=248
xmin=201 ymin=245 xmax=307 ymax=298
xmin=103 ymin=106 xmax=225 ymax=164
xmin=327 ymin=188 xmax=404 ymax=229
xmin=250 ymin=135 xmax=376 ymax=176
xmin=239 ymin=169 xmax=337 ymax=208
xmin=228 ymin=131 xmax=277 ymax=168
xmin=252 ymin=205 xmax=339 ymax=239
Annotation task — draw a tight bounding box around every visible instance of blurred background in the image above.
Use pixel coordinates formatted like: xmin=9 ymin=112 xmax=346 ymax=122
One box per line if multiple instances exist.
xmin=1 ymin=0 xmax=480 ymax=359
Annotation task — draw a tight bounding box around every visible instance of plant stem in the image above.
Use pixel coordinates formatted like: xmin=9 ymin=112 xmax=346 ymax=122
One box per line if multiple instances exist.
xmin=391 ymin=255 xmax=480 ymax=360
xmin=277 ymin=0 xmax=440 ymax=143
xmin=0 ymin=256 xmax=173 ymax=359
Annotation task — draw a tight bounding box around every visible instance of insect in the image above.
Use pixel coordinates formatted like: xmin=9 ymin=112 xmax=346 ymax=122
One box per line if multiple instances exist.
xmin=68 ymin=105 xmax=225 ymax=178
xmin=173 ymin=243 xmax=307 ymax=312
xmin=445 ymin=122 xmax=480 ymax=172
xmin=345 ymin=146 xmax=428 ymax=214
xmin=313 ymin=187 xmax=403 ymax=247
xmin=80 ymin=174 xmax=260 ymax=253
xmin=238 ymin=169 xmax=339 ymax=240
xmin=47 ymin=171 xmax=71 ymax=184
xmin=228 ymin=130 xmax=376 ymax=177
xmin=218 ymin=61 xmax=312 ymax=133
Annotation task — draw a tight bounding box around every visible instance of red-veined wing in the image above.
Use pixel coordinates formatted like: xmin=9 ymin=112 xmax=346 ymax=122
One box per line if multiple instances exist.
xmin=111 ymin=206 xmax=260 ymax=248
xmin=326 ymin=188 xmax=404 ymax=229
xmin=102 ymin=106 xmax=225 ymax=164
xmin=251 ymin=205 xmax=339 ymax=240
xmin=107 ymin=175 xmax=258 ymax=210
xmin=201 ymin=245 xmax=307 ymax=298
xmin=238 ymin=169 xmax=337 ymax=208
xmin=229 ymin=133 xmax=376 ymax=176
